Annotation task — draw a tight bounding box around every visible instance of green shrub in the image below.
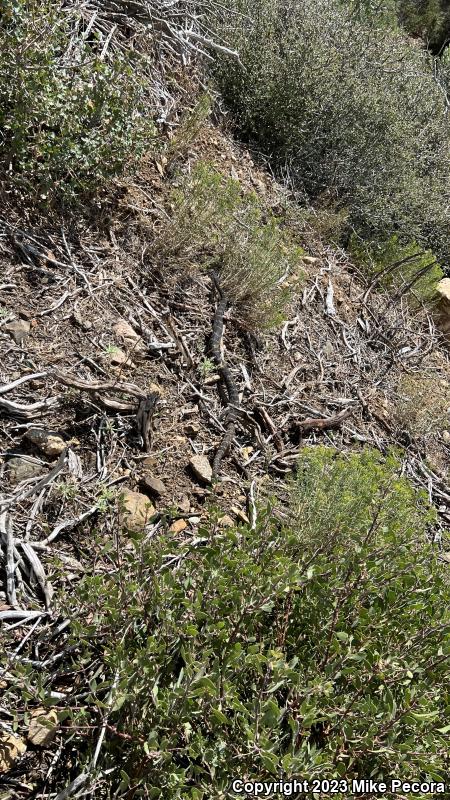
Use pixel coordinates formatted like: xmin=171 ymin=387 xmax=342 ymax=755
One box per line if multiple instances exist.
xmin=397 ymin=0 xmax=444 ymax=41
xmin=0 ymin=0 xmax=155 ymax=204
xmin=349 ymin=235 xmax=445 ymax=302
xmin=209 ymin=0 xmax=450 ymax=263
xmin=33 ymin=448 xmax=450 ymax=797
xmin=346 ymin=0 xmax=444 ymax=41
xmin=157 ymin=162 xmax=304 ymax=328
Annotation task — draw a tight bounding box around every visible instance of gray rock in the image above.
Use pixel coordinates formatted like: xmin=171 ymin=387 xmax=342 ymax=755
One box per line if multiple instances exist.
xmin=7 ymin=457 xmax=46 ymax=484
xmin=189 ymin=455 xmax=212 ymax=484
xmin=118 ymin=488 xmax=155 ymax=530
xmin=140 ymin=474 xmax=166 ymax=498
xmin=25 ymin=428 xmax=66 ymax=458
xmin=5 ymin=319 xmax=30 ymax=345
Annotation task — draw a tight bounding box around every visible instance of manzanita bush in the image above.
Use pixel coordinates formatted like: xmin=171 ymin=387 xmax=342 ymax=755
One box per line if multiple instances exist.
xmin=35 ymin=447 xmax=450 ymax=798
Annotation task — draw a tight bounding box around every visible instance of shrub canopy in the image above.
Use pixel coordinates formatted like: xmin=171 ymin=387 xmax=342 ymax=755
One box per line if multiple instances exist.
xmin=211 ymin=0 xmax=450 ymax=264
xmin=0 ymin=0 xmax=154 ymax=204
xmin=49 ymin=448 xmax=450 ymax=797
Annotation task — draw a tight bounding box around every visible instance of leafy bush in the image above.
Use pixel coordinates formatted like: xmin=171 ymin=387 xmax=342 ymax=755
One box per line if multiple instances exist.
xmin=157 ymin=162 xmax=304 ymax=328
xmin=346 ymin=0 xmax=445 ymax=42
xmin=209 ymin=0 xmax=450 ymax=263
xmin=0 ymin=0 xmax=155 ymax=204
xmin=349 ymin=235 xmax=445 ymax=302
xmin=41 ymin=448 xmax=450 ymax=797
xmin=397 ymin=0 xmax=444 ymax=42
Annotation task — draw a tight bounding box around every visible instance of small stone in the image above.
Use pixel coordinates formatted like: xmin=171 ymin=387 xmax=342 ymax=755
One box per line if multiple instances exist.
xmin=107 ymin=347 xmax=131 ymax=367
xmin=119 ymin=489 xmax=155 ymax=530
xmin=443 ymin=431 xmax=450 ymax=444
xmin=188 ymin=516 xmax=201 ymax=525
xmin=149 ymin=382 xmax=164 ymax=396
xmin=113 ymin=319 xmax=145 ymax=353
xmin=189 ymin=455 xmax=212 ymax=484
xmin=7 ymin=456 xmax=46 ymax=484
xmin=218 ymin=514 xmax=234 ymax=528
xmin=0 ymin=732 xmax=26 ymax=772
xmin=27 ymin=708 xmax=58 ymax=747
xmin=182 ymin=405 xmax=199 ymax=417
xmin=142 ymin=456 xmax=158 ymax=470
xmin=323 ymin=340 xmax=334 ymax=358
xmin=140 ymin=474 xmax=166 ymax=498
xmin=5 ymin=319 xmax=30 ymax=345
xmin=25 ymin=428 xmax=66 ymax=458
xmin=231 ymin=506 xmax=250 ymax=524
xmin=241 ymin=446 xmax=253 ymax=461
xmin=169 ymin=518 xmax=188 ymax=534
xmin=177 ymin=495 xmax=191 ymax=514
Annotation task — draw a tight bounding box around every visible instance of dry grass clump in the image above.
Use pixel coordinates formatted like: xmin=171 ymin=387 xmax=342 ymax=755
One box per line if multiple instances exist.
xmin=154 ymin=162 xmax=305 ymax=329
xmin=393 ymin=372 xmax=450 ymax=438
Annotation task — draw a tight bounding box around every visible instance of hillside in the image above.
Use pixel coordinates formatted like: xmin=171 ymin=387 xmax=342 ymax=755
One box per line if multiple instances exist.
xmin=1 ymin=2 xmax=450 ymax=798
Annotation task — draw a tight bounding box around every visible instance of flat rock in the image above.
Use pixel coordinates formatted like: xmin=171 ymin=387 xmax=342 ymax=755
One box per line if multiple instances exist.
xmin=437 ymin=278 xmax=450 ymax=303
xmin=5 ymin=319 xmax=30 ymax=345
xmin=7 ymin=456 xmax=46 ymax=484
xmin=189 ymin=455 xmax=212 ymax=484
xmin=27 ymin=708 xmax=58 ymax=747
xmin=0 ymin=732 xmax=26 ymax=773
xmin=113 ymin=319 xmax=146 ymax=353
xmin=140 ymin=474 xmax=166 ymax=498
xmin=169 ymin=518 xmax=188 ymax=533
xmin=177 ymin=495 xmax=191 ymax=514
xmin=119 ymin=489 xmax=155 ymax=530
xmin=218 ymin=514 xmax=234 ymax=528
xmin=25 ymin=428 xmax=66 ymax=458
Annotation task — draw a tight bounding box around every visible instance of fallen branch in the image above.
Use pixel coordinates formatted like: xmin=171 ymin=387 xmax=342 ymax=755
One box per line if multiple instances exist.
xmin=297 ymin=407 xmax=353 ymax=433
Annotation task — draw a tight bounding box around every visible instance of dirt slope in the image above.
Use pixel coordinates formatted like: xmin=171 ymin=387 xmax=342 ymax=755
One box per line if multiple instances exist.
xmin=0 ymin=121 xmax=449 ymax=794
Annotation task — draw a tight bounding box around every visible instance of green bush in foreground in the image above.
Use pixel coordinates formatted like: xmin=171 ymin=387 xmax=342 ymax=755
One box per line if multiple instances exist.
xmin=50 ymin=448 xmax=450 ymax=798
xmin=0 ymin=0 xmax=155 ymax=204
xmin=157 ymin=162 xmax=304 ymax=328
xmin=210 ymin=0 xmax=450 ymax=263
